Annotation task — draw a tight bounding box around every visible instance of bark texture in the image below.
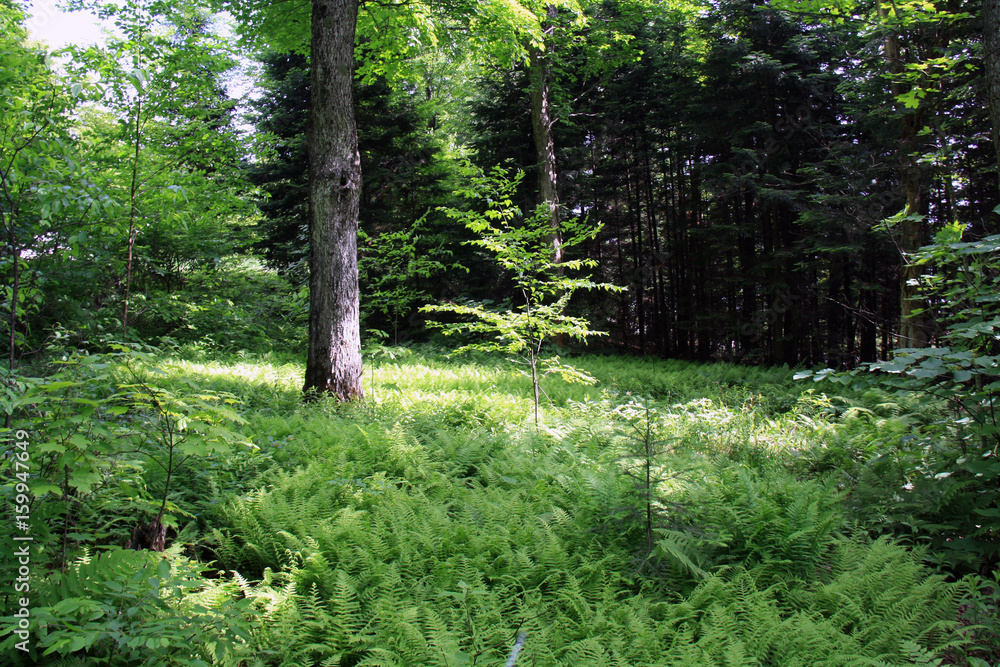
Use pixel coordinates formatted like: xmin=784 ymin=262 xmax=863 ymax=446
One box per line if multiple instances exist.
xmin=529 ymin=43 xmax=562 ymax=265
xmin=529 ymin=5 xmax=562 ymax=266
xmin=303 ymin=0 xmax=363 ymax=400
xmin=529 ymin=7 xmax=564 ymax=347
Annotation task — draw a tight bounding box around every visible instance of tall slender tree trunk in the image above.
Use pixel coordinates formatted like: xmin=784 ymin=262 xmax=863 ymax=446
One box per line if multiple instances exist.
xmin=985 ymin=0 xmax=1000 ymax=199
xmin=897 ymin=151 xmax=929 ymax=348
xmin=4 ymin=209 xmax=16 ymax=431
xmin=122 ymin=95 xmax=142 ymax=337
xmin=627 ymin=158 xmax=646 ymax=354
xmin=529 ymin=7 xmax=564 ymax=348
xmin=737 ymin=197 xmax=756 ymax=356
xmin=879 ymin=0 xmax=930 ymax=348
xmin=642 ymin=143 xmax=665 ymax=355
xmin=529 ymin=5 xmax=562 ymax=267
xmin=303 ymin=0 xmax=363 ymax=400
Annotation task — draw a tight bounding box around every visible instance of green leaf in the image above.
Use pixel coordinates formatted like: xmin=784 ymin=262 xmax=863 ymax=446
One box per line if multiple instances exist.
xmin=69 ymin=471 xmax=100 ymax=494
xmin=157 ymin=558 xmax=171 ymax=581
xmin=973 ymin=508 xmax=1000 ymax=517
xmin=69 ymin=433 xmax=93 ymax=449
xmin=39 ymin=441 xmax=67 ymax=454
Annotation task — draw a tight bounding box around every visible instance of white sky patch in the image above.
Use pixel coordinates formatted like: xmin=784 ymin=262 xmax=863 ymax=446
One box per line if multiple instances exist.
xmin=23 ymin=2 xmax=259 ymax=139
xmin=26 ymin=0 xmax=107 ymax=49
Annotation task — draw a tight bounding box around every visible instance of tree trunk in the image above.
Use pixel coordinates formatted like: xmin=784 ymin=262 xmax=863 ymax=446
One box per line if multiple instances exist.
xmin=985 ymin=0 xmax=1000 ymax=199
xmin=5 ymin=210 xmax=17 ymax=375
xmin=897 ymin=159 xmax=930 ymax=347
xmin=529 ymin=7 xmax=562 ymax=266
xmin=529 ymin=10 xmax=564 ymax=348
xmin=303 ymin=0 xmax=364 ymax=401
xmin=879 ymin=0 xmax=930 ymax=348
xmin=4 ymin=209 xmax=17 ymax=431
xmin=122 ymin=94 xmax=142 ymax=338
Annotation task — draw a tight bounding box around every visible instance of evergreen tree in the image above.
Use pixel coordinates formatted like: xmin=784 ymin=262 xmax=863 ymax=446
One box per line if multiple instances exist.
xmin=248 ymin=51 xmax=468 ymax=342
xmin=248 ymin=52 xmax=311 ymax=273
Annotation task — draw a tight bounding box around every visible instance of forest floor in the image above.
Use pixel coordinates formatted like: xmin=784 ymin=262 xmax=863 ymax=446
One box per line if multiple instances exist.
xmin=5 ymin=346 xmax=996 ymax=665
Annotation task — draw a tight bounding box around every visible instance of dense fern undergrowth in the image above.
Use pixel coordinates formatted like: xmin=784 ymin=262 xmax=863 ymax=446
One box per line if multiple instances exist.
xmin=2 ymin=344 xmax=996 ymax=665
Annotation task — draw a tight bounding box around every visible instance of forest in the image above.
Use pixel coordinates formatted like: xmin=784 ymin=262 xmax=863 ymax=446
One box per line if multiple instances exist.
xmin=2 ymin=0 xmax=1000 ymax=663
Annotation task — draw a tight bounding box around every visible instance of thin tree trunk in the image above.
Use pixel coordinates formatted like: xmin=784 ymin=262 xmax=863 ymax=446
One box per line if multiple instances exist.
xmin=614 ymin=193 xmax=629 ymax=348
xmin=627 ymin=154 xmax=646 ymax=354
xmin=897 ymin=161 xmax=929 ymax=348
xmin=879 ymin=0 xmax=930 ymax=348
xmin=4 ymin=208 xmax=16 ymax=431
xmin=642 ymin=142 xmax=664 ymax=354
xmin=5 ymin=210 xmax=16 ymax=374
xmin=529 ymin=17 xmax=564 ymax=349
xmin=122 ymin=95 xmax=142 ymax=337
xmin=827 ymin=255 xmax=845 ymax=361
xmin=303 ymin=0 xmax=364 ymax=401
xmin=529 ymin=7 xmax=562 ymax=267
xmin=738 ymin=197 xmax=756 ymax=356
xmin=985 ymin=0 xmax=1000 ymax=199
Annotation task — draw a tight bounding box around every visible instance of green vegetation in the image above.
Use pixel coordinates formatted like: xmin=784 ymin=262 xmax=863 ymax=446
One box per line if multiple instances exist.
xmin=3 ymin=0 xmax=1000 ymax=664
xmin=422 ymin=166 xmax=623 ymax=426
xmin=797 ymin=221 xmax=1000 ymax=573
xmin=3 ymin=345 xmax=997 ymax=665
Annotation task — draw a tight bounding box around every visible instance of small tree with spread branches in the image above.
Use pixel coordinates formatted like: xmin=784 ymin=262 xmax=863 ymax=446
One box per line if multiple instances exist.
xmin=422 ymin=166 xmax=623 ymax=426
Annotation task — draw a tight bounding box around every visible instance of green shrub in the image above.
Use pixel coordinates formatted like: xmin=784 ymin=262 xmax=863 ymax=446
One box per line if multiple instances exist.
xmin=0 ymin=548 xmax=250 ymax=666
xmin=137 ymin=257 xmax=307 ymax=354
xmin=796 ymin=226 xmax=1000 ymax=571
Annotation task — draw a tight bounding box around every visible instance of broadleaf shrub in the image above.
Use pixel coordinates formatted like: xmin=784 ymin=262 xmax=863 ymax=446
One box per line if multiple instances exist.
xmin=797 ymin=225 xmax=1000 ymax=571
xmin=0 ymin=548 xmax=250 ymax=666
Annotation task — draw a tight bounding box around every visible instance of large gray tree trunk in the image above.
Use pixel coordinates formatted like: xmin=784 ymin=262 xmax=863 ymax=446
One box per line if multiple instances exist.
xmin=985 ymin=0 xmax=1000 ymax=199
xmin=303 ymin=0 xmax=363 ymax=400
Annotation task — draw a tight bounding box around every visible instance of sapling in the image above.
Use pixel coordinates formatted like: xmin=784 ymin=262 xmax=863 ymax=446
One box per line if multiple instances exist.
xmin=612 ymin=396 xmax=672 ymax=565
xmin=421 ymin=166 xmax=623 ymax=426
xmin=112 ymin=345 xmax=250 ymax=550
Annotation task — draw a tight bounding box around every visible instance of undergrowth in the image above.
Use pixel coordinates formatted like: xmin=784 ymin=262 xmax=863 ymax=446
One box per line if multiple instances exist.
xmin=1 ymin=346 xmax=983 ymax=665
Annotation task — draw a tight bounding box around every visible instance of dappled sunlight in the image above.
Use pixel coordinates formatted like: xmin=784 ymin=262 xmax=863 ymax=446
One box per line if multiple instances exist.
xmin=167 ymin=358 xmax=304 ymax=388
xmin=5 ymin=0 xmax=997 ymax=656
xmin=5 ymin=344 xmax=982 ymax=664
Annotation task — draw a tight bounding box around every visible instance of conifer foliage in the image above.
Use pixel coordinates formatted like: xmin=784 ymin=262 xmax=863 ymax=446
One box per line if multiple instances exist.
xmin=3 ymin=0 xmax=1000 ymax=663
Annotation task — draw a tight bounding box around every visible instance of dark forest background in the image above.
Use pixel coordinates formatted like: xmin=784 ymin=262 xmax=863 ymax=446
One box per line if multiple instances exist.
xmin=4 ymin=0 xmax=999 ymax=366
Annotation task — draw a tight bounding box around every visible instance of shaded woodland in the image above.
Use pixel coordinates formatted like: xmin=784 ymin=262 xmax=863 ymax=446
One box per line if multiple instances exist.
xmin=3 ymin=0 xmax=1000 ymax=664
xmin=2 ymin=0 xmax=997 ymax=368
xmin=245 ymin=0 xmax=1000 ymax=366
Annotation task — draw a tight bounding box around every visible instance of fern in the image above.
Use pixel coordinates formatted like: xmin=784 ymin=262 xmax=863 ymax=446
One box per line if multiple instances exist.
xmin=653 ymin=460 xmax=847 ymax=587
xmin=654 ymin=528 xmax=715 ymax=581
xmin=62 ymin=349 xmax=962 ymax=667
